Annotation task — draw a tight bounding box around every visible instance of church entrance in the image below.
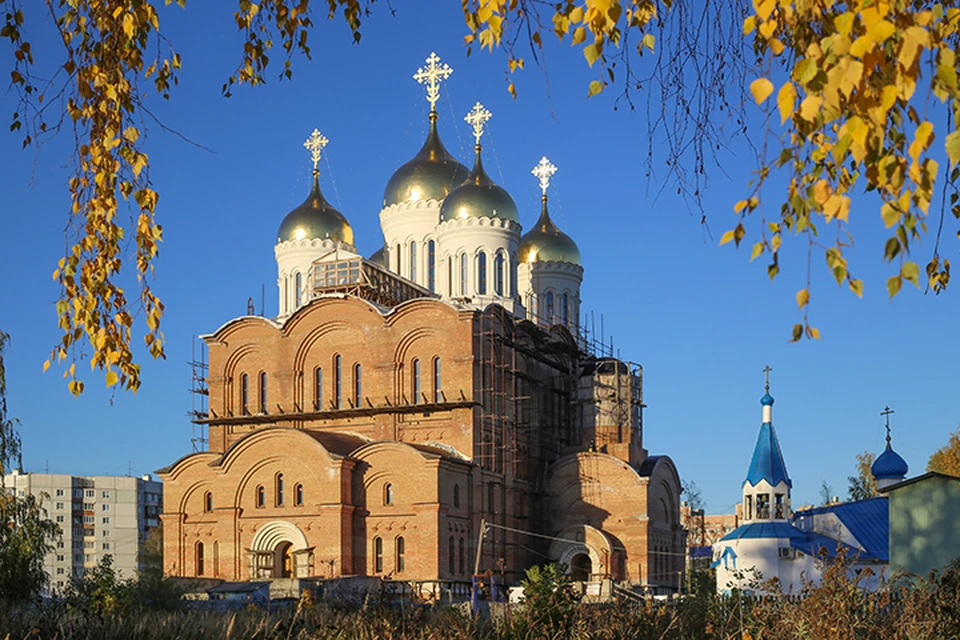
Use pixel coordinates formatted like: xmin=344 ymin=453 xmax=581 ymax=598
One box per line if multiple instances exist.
xmin=249 ymin=520 xmax=312 ymax=579
xmin=275 ymin=541 xmax=293 ymax=578
xmin=570 ymin=553 xmax=592 ymax=581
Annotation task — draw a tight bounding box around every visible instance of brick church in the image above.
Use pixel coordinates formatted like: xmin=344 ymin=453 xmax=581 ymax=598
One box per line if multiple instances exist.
xmin=158 ymin=53 xmax=686 ymax=590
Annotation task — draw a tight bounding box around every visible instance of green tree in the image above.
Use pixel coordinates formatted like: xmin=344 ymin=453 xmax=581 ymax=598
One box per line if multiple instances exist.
xmin=4 ymin=0 xmax=959 ymax=393
xmin=0 ymin=331 xmax=59 ymax=602
xmin=928 ymin=426 xmax=960 ymax=477
xmin=847 ymin=450 xmax=877 ymax=501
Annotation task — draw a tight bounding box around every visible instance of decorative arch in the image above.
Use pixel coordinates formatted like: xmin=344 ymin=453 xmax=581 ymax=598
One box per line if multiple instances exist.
xmin=548 ymin=524 xmax=614 ymax=581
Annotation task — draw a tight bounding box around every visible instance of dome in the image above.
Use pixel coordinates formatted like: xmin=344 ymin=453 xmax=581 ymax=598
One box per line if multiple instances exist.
xmin=760 ymin=393 xmax=775 ymax=407
xmin=872 ymin=445 xmax=909 ymax=480
xmin=277 ymin=173 xmax=354 ymax=245
xmin=368 ymin=246 xmax=387 ymax=267
xmin=518 ymin=197 xmax=581 ymax=265
xmin=383 ymin=113 xmax=470 ymax=207
xmin=439 ymin=146 xmax=519 ymax=223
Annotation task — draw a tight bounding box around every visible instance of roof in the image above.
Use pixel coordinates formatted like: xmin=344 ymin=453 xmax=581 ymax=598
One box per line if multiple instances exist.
xmin=304 ymin=431 xmax=371 ymax=457
xmin=877 ymin=471 xmax=960 ymax=493
xmin=789 ymin=531 xmax=868 ymax=560
xmin=207 ymin=581 xmax=269 ymax=594
xmin=720 ymin=522 xmax=806 ymax=542
xmin=743 ymin=422 xmax=792 ymax=488
xmin=792 ymin=497 xmax=889 ymax=562
xmin=637 ymin=455 xmax=667 ymax=477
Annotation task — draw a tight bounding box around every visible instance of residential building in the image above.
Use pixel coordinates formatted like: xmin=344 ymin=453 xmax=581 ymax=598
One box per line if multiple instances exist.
xmin=880 ymin=472 xmax=960 ymax=578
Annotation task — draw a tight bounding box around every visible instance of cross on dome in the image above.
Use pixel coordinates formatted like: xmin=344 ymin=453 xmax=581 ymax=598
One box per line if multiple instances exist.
xmin=532 ymin=156 xmax=558 ymax=195
xmin=303 ymin=129 xmax=329 ymax=173
xmin=881 ymin=405 xmax=895 ymax=445
xmin=414 ymin=52 xmax=453 ymax=113
xmin=465 ymin=102 xmax=492 ymax=145
xmin=762 ymin=364 xmax=773 ymax=391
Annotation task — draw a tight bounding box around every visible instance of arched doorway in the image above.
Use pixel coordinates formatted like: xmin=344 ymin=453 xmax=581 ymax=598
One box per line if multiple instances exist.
xmin=275 ymin=541 xmax=293 ymax=578
xmin=570 ymin=553 xmax=592 ymax=581
xmin=249 ymin=521 xmax=311 ymax=579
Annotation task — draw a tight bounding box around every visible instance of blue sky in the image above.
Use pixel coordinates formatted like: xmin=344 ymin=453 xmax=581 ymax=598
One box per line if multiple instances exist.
xmin=0 ymin=1 xmax=957 ymax=514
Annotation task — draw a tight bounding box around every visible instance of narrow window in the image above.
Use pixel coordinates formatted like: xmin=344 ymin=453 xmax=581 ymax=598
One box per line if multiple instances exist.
xmin=259 ymin=371 xmax=268 ymax=413
xmin=395 ymin=244 xmax=401 ymax=273
xmin=477 ymin=252 xmax=487 ymax=295
xmin=374 ymin=537 xmax=383 ymax=573
xmin=396 ymin=536 xmax=405 ymax=573
xmin=256 ymin=485 xmax=265 ymax=508
xmin=458 ymin=537 xmax=465 ymax=575
xmin=433 ymin=357 xmax=442 ymax=402
xmin=410 ymin=241 xmax=418 ymax=282
xmin=447 ymin=257 xmax=453 ymax=296
xmin=196 ymin=542 xmax=204 ymax=576
xmin=334 ymin=355 xmax=342 ymax=409
xmin=204 ymin=491 xmax=213 ymax=513
xmin=276 ymin=473 xmax=284 ymax=506
xmin=314 ymin=367 xmax=323 ymax=411
xmin=213 ymin=541 xmax=219 ymax=578
xmin=295 ymin=484 xmax=304 ymax=506
xmin=460 ymin=254 xmax=468 ymax=295
xmin=427 ymin=240 xmax=436 ymax=292
xmin=412 ymin=359 xmax=421 ymax=405
xmin=546 ymin=292 xmax=554 ymax=324
xmin=757 ymin=493 xmax=770 ymax=519
xmin=295 ymin=272 xmax=302 ymax=307
xmin=561 ymin=293 xmax=569 ymax=326
xmin=488 ymin=483 xmax=496 ymax=514
xmin=384 ymin=483 xmax=394 ymax=505
xmin=240 ymin=373 xmax=249 ymax=415
xmin=775 ymin=493 xmax=785 ymax=519
xmin=283 ymin=278 xmax=289 ymax=313
xmin=354 ymin=363 xmax=363 ymax=407
xmin=746 ymin=495 xmax=753 ymax=520
xmin=494 ymin=253 xmax=504 ymax=295
xmin=449 ymin=536 xmax=455 ymax=574
xmin=453 ymin=484 xmax=460 ymax=508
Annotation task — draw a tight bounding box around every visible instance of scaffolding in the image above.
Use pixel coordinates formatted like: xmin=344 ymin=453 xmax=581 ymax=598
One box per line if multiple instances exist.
xmin=188 ymin=336 xmax=209 ymax=452
xmin=312 ymin=256 xmax=437 ymax=307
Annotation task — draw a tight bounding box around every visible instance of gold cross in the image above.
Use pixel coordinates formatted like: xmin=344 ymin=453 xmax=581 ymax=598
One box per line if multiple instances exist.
xmin=465 ymin=102 xmax=492 ymax=145
xmin=762 ymin=365 xmax=773 ymax=391
xmin=532 ymin=156 xmax=558 ymax=195
xmin=303 ymin=129 xmax=328 ymax=172
xmin=414 ymin=52 xmax=453 ymax=113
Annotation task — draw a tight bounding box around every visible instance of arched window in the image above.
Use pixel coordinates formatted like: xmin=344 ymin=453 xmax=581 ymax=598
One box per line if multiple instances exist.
xmin=395 ymin=244 xmax=401 ymax=273
xmin=314 ymin=367 xmax=323 ymax=411
xmin=283 ymin=278 xmax=289 ymax=313
xmin=427 ymin=240 xmax=436 ymax=292
xmin=203 ymin=491 xmax=213 ymax=513
xmin=453 ymin=484 xmax=460 ymax=508
xmin=213 ymin=541 xmax=219 ymax=578
xmin=433 ymin=357 xmax=442 ymax=402
xmin=412 ymin=359 xmax=421 ymax=405
xmin=196 ymin=542 xmax=204 ymax=576
xmin=477 ymin=252 xmax=487 ymax=295
xmin=447 ymin=257 xmax=453 ymax=297
xmin=561 ymin=293 xmax=569 ymax=326
xmin=240 ymin=373 xmax=249 ymax=415
xmin=334 ymin=355 xmax=342 ymax=409
xmin=354 ymin=363 xmax=363 ymax=407
xmin=546 ymin=292 xmax=555 ymax=324
xmin=448 ymin=536 xmax=456 ymax=574
xmin=494 ymin=253 xmax=504 ymax=295
xmin=295 ymin=483 xmax=304 ymax=506
xmin=395 ymin=536 xmax=405 ymax=573
xmin=295 ymin=272 xmax=302 ymax=307
xmin=256 ymin=485 xmax=265 ymax=508
xmin=384 ymin=483 xmax=394 ymax=505
xmin=276 ymin=473 xmax=284 ymax=506
xmin=374 ymin=537 xmax=383 ymax=573
xmin=410 ymin=241 xmax=418 ymax=282
xmin=460 ymin=254 xmax=468 ymax=295
xmin=259 ymin=372 xmax=268 ymax=413
xmin=459 ymin=537 xmax=466 ymax=575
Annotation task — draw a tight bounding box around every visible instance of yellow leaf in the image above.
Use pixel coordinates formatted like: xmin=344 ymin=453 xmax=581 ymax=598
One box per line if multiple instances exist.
xmin=584 ymin=43 xmax=600 ymax=66
xmin=834 ymin=12 xmax=854 ymax=37
xmin=734 ymin=199 xmax=749 ymax=213
xmin=122 ymin=13 xmax=135 ymax=39
xmin=887 ymin=275 xmax=902 ymax=298
xmin=823 ymin=195 xmax=851 ymax=222
xmin=587 ymin=80 xmax=603 ymax=97
xmin=899 ymin=26 xmax=930 ymax=69
xmin=720 ymin=230 xmax=736 ymax=246
xmin=850 ymin=36 xmax=874 ymax=58
xmin=106 ymin=370 xmax=119 ymax=388
xmin=881 ymin=203 xmax=900 ymax=228
xmin=808 ymin=326 xmax=821 ymax=340
xmin=867 ymin=20 xmax=895 ymax=44
xmin=759 ymin=19 xmax=777 ymax=39
xmin=813 ymin=179 xmax=831 ymax=205
xmin=777 ymin=82 xmax=796 ymax=124
xmin=43 ymin=360 xmax=51 ymax=373
xmin=902 ymin=261 xmax=920 ymax=287
xmin=753 ymin=0 xmax=775 ymax=21
xmin=642 ymin=33 xmax=655 ymax=52
xmin=573 ymin=26 xmax=586 ymax=45
xmin=799 ymin=95 xmax=822 ymax=121
xmin=750 ymin=242 xmax=764 ymax=261
xmin=849 ymin=279 xmax=863 ymax=298
xmin=796 ymin=288 xmax=810 ymax=309
xmin=945 ymin=131 xmax=960 ymax=164
xmin=909 ymin=121 xmax=934 ymax=162
xmin=750 ymin=77 xmax=775 ymax=105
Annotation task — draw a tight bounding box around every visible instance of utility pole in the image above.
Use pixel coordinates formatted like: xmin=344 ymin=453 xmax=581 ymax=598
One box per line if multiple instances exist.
xmin=473 ymin=518 xmax=487 ymax=576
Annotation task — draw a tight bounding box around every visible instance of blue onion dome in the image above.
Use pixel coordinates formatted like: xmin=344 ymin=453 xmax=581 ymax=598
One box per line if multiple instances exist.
xmin=278 ymin=172 xmax=354 ymax=244
xmin=438 ymin=146 xmax=520 ymax=223
xmin=518 ymin=196 xmax=581 ymax=265
xmin=383 ymin=112 xmax=470 ymax=207
xmin=760 ymin=393 xmax=775 ymax=407
xmin=872 ymin=445 xmax=909 ymax=479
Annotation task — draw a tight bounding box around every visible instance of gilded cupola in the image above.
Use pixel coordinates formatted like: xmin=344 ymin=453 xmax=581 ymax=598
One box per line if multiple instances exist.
xmin=438 ymin=102 xmax=519 ymax=223
xmin=518 ymin=157 xmax=580 ymax=264
xmin=277 ymin=129 xmax=354 ymax=245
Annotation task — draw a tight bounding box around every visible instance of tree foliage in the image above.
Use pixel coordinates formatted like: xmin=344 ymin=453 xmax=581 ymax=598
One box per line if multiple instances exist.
xmin=927 ymin=425 xmax=960 ymax=476
xmin=847 ymin=449 xmax=877 ymax=500
xmin=4 ymin=0 xmax=959 ymax=394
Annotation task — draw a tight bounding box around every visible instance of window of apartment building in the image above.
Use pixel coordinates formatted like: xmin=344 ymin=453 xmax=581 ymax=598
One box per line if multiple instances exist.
xmin=102 ymin=543 xmax=110 ymax=550
xmin=57 ymin=541 xmax=64 ymax=549
xmin=57 ymin=568 xmax=64 ymax=575
xmin=74 ymin=554 xmax=82 ymax=562
xmin=84 ymin=541 xmax=94 ymax=549
xmin=56 ymin=515 xmax=64 ymax=523
xmin=56 ymin=489 xmax=64 ymax=497
xmin=73 ymin=489 xmax=82 ymax=498
xmin=83 ymin=516 xmax=94 ymax=524
xmin=83 ymin=502 xmax=93 ymax=510
xmin=101 ymin=504 xmax=109 ymax=511
xmin=72 ymin=529 xmax=82 ymax=537
xmin=72 ymin=541 xmax=81 ymax=549
xmin=56 ymin=555 xmax=64 ymax=562
xmin=56 ymin=502 xmax=64 ymax=509
xmin=17 ymin=490 xmax=24 ymax=497
xmin=102 ymin=517 xmax=110 ymax=524
xmin=102 ymin=530 xmax=110 ymax=537
xmin=85 ymin=490 xmax=94 ymax=498
xmin=101 ymin=491 xmax=110 ymax=499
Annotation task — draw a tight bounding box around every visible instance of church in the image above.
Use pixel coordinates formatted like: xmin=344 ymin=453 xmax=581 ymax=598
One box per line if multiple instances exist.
xmin=158 ymin=53 xmax=686 ymax=591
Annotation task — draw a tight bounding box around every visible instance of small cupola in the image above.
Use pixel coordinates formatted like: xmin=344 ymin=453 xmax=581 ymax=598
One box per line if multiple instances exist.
xmin=872 ymin=406 xmax=909 ymax=489
xmin=518 ymin=157 xmax=581 ymax=265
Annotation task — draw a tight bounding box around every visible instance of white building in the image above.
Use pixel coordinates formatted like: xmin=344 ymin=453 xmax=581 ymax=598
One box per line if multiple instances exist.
xmin=4 ymin=470 xmax=163 ymax=591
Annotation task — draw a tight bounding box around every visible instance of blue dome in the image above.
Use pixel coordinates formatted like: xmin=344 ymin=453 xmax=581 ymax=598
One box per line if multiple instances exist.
xmin=871 ymin=446 xmax=908 ymax=480
xmin=760 ymin=393 xmax=775 ymax=407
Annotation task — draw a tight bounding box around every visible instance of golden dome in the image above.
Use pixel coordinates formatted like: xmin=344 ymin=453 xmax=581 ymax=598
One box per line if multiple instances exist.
xmin=277 ymin=172 xmax=354 ymax=245
xmin=438 ymin=146 xmax=519 ymax=223
xmin=383 ymin=112 xmax=470 ymax=207
xmin=518 ymin=196 xmax=580 ymax=265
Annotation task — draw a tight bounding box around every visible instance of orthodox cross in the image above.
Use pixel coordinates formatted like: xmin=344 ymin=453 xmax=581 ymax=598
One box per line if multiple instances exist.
xmin=303 ymin=129 xmax=328 ymax=173
xmin=532 ymin=156 xmax=558 ymax=195
xmin=414 ymin=52 xmax=453 ymax=113
xmin=465 ymin=102 xmax=492 ymax=145
xmin=881 ymin=405 xmax=895 ymax=445
xmin=762 ymin=365 xmax=773 ymax=391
